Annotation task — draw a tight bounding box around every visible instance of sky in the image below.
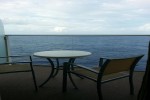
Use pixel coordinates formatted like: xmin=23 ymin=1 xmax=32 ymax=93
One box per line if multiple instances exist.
xmin=0 ymin=0 xmax=150 ymax=35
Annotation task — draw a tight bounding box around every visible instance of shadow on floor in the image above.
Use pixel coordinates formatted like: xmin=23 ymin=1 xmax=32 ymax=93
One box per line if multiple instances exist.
xmin=0 ymin=66 xmax=144 ymax=100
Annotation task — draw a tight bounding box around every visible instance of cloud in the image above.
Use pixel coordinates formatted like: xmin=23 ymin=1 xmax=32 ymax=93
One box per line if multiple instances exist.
xmin=53 ymin=26 xmax=66 ymax=32
xmin=0 ymin=0 xmax=150 ymax=35
xmin=138 ymin=23 xmax=150 ymax=31
xmin=126 ymin=0 xmax=150 ymax=8
xmin=101 ymin=3 xmax=125 ymax=11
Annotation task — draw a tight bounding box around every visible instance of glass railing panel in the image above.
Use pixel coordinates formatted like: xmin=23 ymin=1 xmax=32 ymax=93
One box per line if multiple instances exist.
xmin=8 ymin=35 xmax=150 ymax=71
xmin=0 ymin=20 xmax=7 ymax=63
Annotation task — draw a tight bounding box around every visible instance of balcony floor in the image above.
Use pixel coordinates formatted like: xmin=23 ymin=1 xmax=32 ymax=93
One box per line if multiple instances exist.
xmin=0 ymin=65 xmax=144 ymax=100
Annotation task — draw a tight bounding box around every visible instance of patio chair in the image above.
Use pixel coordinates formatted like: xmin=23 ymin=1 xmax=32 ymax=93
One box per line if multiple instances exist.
xmin=65 ymin=54 xmax=144 ymax=100
xmin=138 ymin=41 xmax=150 ymax=100
xmin=0 ymin=55 xmax=38 ymax=91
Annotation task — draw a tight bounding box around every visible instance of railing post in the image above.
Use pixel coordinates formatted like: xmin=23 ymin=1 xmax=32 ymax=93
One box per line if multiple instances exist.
xmin=4 ymin=35 xmax=11 ymax=62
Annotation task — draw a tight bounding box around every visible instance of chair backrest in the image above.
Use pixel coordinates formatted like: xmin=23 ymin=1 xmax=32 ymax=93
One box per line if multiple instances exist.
xmin=137 ymin=42 xmax=150 ymax=100
xmin=100 ymin=55 xmax=144 ymax=75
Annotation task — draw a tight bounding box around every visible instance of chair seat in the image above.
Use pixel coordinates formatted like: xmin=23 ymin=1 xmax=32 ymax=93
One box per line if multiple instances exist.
xmin=0 ymin=64 xmax=31 ymax=74
xmin=73 ymin=67 xmax=130 ymax=81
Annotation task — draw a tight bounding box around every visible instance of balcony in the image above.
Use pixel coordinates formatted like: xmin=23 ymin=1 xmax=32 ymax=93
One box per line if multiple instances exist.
xmin=0 ymin=65 xmax=144 ymax=100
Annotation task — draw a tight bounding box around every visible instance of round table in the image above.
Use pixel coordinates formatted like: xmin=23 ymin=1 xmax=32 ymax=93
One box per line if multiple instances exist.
xmin=33 ymin=50 xmax=91 ymax=92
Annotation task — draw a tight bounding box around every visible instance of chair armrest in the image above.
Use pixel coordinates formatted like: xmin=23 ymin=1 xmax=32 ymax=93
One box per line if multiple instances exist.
xmin=0 ymin=55 xmax=32 ymax=64
xmin=0 ymin=55 xmax=31 ymax=58
xmin=0 ymin=61 xmax=32 ymax=65
xmin=70 ymin=63 xmax=98 ymax=74
xmin=100 ymin=54 xmax=144 ymax=60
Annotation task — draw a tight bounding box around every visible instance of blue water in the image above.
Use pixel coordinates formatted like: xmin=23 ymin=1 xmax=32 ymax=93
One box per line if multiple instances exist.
xmin=9 ymin=35 xmax=150 ymax=71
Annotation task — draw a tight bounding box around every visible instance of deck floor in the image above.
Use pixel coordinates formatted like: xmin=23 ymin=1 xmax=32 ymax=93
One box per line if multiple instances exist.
xmin=0 ymin=66 xmax=145 ymax=100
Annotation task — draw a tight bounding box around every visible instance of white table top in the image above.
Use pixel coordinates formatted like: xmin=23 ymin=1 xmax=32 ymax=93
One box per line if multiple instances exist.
xmin=33 ymin=50 xmax=91 ymax=58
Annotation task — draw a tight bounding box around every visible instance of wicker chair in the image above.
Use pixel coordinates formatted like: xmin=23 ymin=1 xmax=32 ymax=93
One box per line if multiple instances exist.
xmin=65 ymin=55 xmax=144 ymax=100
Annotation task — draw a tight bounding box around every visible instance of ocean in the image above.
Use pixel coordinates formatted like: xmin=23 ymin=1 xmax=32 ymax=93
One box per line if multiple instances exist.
xmin=8 ymin=35 xmax=150 ymax=71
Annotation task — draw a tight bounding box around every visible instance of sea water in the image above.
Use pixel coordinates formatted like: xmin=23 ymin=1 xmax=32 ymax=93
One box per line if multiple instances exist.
xmin=8 ymin=35 xmax=150 ymax=71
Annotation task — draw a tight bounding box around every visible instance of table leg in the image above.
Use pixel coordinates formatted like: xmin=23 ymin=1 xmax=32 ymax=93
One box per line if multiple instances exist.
xmin=62 ymin=62 xmax=68 ymax=92
xmin=62 ymin=58 xmax=77 ymax=92
xmin=39 ymin=58 xmax=55 ymax=87
xmin=52 ymin=58 xmax=60 ymax=77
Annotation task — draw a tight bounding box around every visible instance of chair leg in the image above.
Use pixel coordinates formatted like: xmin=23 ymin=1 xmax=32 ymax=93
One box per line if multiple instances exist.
xmin=31 ymin=70 xmax=38 ymax=91
xmin=30 ymin=63 xmax=38 ymax=91
xmin=97 ymin=81 xmax=103 ymax=100
xmin=129 ymin=74 xmax=134 ymax=95
xmin=68 ymin=72 xmax=78 ymax=89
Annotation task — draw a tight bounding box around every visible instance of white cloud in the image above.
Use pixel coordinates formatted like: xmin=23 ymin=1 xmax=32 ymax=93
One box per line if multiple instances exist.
xmin=126 ymin=0 xmax=150 ymax=8
xmin=101 ymin=3 xmax=125 ymax=11
xmin=53 ymin=26 xmax=66 ymax=32
xmin=138 ymin=24 xmax=150 ymax=31
xmin=0 ymin=0 xmax=150 ymax=35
